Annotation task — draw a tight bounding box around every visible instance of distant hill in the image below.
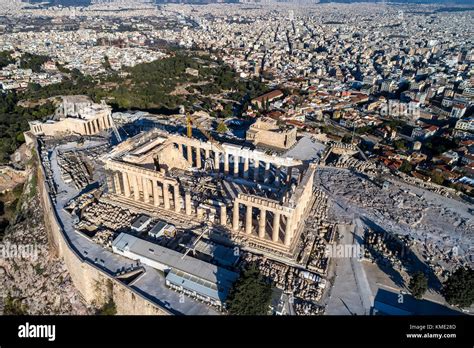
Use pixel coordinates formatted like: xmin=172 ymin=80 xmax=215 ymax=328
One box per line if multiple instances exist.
xmin=27 ymin=0 xmax=474 ymax=5
xmin=319 ymin=0 xmax=474 ymax=5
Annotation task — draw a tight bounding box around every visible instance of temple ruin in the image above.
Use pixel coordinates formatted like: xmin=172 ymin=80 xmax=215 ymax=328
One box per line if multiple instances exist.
xmin=103 ymin=129 xmax=317 ymax=259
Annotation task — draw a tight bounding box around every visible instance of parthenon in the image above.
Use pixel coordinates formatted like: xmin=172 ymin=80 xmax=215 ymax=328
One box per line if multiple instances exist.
xmin=103 ymin=129 xmax=317 ymax=257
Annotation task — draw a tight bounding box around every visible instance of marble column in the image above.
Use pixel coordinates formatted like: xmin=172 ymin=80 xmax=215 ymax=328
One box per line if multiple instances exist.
xmin=122 ymin=172 xmax=130 ymax=197
xmin=220 ymin=205 xmax=227 ymax=226
xmin=287 ymin=167 xmax=293 ymax=183
xmin=173 ymin=185 xmax=181 ymax=213
xmin=153 ymin=180 xmax=160 ymax=207
xmin=275 ymin=165 xmax=281 ymax=186
xmin=253 ymin=160 xmax=260 ymax=181
xmin=245 ymin=205 xmax=252 ymax=235
xmin=224 ymin=153 xmax=229 ymax=174
xmin=284 ymin=215 xmax=293 ymax=246
xmin=197 ymin=207 xmax=204 ymax=219
xmin=114 ymin=172 xmax=122 ymax=195
xmin=99 ymin=117 xmax=105 ymax=131
xmin=185 ymin=191 xmax=191 ymax=215
xmin=233 ymin=155 xmax=239 ymax=178
xmin=233 ymin=201 xmax=240 ymax=231
xmin=264 ymin=162 xmax=271 ymax=183
xmin=187 ymin=145 xmax=193 ymax=166
xmin=132 ymin=174 xmax=140 ymax=201
xmin=178 ymin=143 xmax=183 ymax=156
xmin=196 ymin=147 xmax=202 ymax=168
xmin=272 ymin=212 xmax=281 ymax=242
xmin=163 ymin=183 xmax=170 ymax=210
xmin=243 ymin=157 xmax=249 ymax=179
xmin=106 ymin=174 xmax=114 ymax=193
xmin=214 ymin=151 xmax=220 ymax=172
xmin=258 ymin=209 xmax=266 ymax=239
xmin=142 ymin=177 xmax=149 ymax=203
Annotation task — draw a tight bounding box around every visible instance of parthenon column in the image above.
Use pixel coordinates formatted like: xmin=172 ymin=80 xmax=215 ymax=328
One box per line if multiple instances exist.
xmin=187 ymin=145 xmax=193 ymax=166
xmin=142 ymin=177 xmax=149 ymax=204
xmin=233 ymin=201 xmax=240 ymax=231
xmin=220 ymin=205 xmax=227 ymax=226
xmin=132 ymin=174 xmax=140 ymax=201
xmin=196 ymin=147 xmax=202 ymax=168
xmin=287 ymin=167 xmax=293 ymax=183
xmin=243 ymin=157 xmax=249 ymax=179
xmin=114 ymin=172 xmax=122 ymax=195
xmin=178 ymin=143 xmax=183 ymax=156
xmin=253 ymin=160 xmax=260 ymax=181
xmin=284 ymin=215 xmax=293 ymax=246
xmin=153 ymin=180 xmax=160 ymax=207
xmin=272 ymin=212 xmax=281 ymax=242
xmin=214 ymin=151 xmax=220 ymax=172
xmin=173 ymin=185 xmax=181 ymax=213
xmin=245 ymin=205 xmax=252 ymax=235
xmin=264 ymin=162 xmax=271 ymax=183
xmin=106 ymin=174 xmax=114 ymax=193
xmin=224 ymin=153 xmax=229 ymax=174
xmin=258 ymin=209 xmax=266 ymax=239
xmin=233 ymin=155 xmax=239 ymax=178
xmin=99 ymin=117 xmax=105 ymax=131
xmin=122 ymin=172 xmax=130 ymax=197
xmin=185 ymin=191 xmax=191 ymax=215
xmin=163 ymin=183 xmax=170 ymax=210
xmin=275 ymin=166 xmax=281 ymax=186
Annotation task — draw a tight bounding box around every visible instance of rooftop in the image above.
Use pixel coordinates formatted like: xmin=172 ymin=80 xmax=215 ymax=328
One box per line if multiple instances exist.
xmin=112 ymin=232 xmax=239 ymax=292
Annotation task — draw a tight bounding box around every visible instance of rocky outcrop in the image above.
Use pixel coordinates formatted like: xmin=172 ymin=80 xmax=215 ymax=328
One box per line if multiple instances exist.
xmin=0 ymin=170 xmax=92 ymax=315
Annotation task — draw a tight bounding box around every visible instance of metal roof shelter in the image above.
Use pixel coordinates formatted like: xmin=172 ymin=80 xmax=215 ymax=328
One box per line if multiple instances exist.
xmin=166 ymin=269 xmax=228 ymax=303
xmin=112 ymin=233 xmax=238 ymax=302
xmin=148 ymin=220 xmax=175 ymax=238
xmin=131 ymin=214 xmax=152 ymax=232
xmin=193 ymin=239 xmax=239 ymax=267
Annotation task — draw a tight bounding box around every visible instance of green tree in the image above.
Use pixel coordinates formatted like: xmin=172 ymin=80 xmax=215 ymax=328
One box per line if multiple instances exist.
xmin=103 ymin=55 xmax=112 ymax=71
xmin=216 ymin=121 xmax=228 ymax=134
xmin=443 ymin=267 xmax=474 ymax=308
xmin=226 ymin=264 xmax=272 ymax=315
xmin=399 ymin=160 xmax=413 ymax=174
xmin=0 ymin=51 xmax=14 ymax=69
xmin=430 ymin=171 xmax=445 ymax=185
xmin=19 ymin=53 xmax=49 ymax=73
xmin=409 ymin=272 xmax=428 ymax=299
xmin=393 ymin=139 xmax=407 ymax=151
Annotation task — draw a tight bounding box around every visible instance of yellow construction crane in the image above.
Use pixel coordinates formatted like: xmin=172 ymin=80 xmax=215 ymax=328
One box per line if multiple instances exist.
xmin=186 ymin=113 xmax=224 ymax=152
